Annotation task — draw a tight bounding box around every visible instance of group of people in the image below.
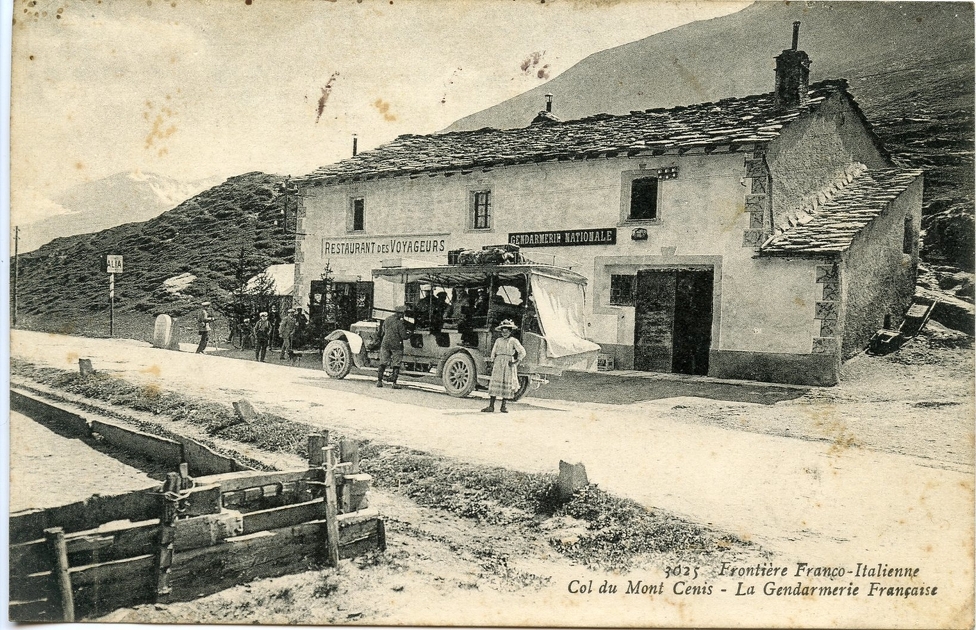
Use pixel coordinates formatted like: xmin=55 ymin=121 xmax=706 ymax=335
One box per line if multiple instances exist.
xmin=194 ymin=300 xmax=302 ymax=362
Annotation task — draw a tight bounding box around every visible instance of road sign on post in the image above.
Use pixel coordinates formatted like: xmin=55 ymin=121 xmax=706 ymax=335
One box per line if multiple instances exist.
xmin=103 ymin=255 xmax=123 ymax=336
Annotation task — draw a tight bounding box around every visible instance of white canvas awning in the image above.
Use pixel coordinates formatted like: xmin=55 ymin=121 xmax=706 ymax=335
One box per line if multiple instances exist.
xmin=245 ymin=264 xmax=295 ymax=296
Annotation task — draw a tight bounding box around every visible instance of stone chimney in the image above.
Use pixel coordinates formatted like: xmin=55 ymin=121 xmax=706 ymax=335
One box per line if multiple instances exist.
xmin=774 ymin=21 xmax=811 ymax=110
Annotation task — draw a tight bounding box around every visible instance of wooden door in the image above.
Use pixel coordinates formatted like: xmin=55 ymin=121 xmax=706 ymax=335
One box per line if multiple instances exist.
xmin=672 ymin=269 xmax=713 ymax=375
xmin=633 ymin=270 xmax=676 ymax=372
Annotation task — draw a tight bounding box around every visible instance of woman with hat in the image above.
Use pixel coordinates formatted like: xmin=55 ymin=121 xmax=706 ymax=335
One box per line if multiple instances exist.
xmin=482 ymin=319 xmax=525 ymax=413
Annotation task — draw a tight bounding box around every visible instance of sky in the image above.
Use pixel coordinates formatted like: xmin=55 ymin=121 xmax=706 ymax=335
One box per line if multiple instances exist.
xmin=9 ymin=0 xmax=748 ymax=225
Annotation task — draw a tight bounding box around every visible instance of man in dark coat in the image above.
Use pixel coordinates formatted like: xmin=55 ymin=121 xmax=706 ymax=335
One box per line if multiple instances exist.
xmin=195 ymin=301 xmax=214 ymax=354
xmin=253 ymin=312 xmax=271 ymax=362
xmin=377 ymin=305 xmax=411 ymax=389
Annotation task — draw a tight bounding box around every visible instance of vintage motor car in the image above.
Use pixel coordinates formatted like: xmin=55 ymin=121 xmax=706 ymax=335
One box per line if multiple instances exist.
xmin=320 ymin=260 xmax=601 ymax=398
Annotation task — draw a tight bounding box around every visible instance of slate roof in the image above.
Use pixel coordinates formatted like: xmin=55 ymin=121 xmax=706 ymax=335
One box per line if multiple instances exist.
xmin=759 ymin=168 xmax=923 ymax=257
xmin=298 ymin=80 xmax=857 ymax=186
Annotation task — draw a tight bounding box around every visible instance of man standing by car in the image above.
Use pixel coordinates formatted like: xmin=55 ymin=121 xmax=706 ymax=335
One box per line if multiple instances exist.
xmin=279 ymin=308 xmax=298 ymax=360
xmin=377 ymin=305 xmax=410 ymax=389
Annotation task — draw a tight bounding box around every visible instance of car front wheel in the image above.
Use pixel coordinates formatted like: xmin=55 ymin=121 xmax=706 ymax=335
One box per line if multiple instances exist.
xmin=322 ymin=339 xmax=352 ymax=378
xmin=442 ymin=352 xmax=477 ymax=398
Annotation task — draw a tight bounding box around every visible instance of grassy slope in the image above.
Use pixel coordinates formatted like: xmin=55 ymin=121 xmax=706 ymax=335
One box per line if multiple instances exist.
xmin=15 ymin=172 xmax=294 ymax=333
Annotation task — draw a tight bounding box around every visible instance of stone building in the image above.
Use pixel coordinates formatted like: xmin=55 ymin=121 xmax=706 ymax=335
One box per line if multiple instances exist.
xmin=292 ymin=32 xmax=922 ymax=386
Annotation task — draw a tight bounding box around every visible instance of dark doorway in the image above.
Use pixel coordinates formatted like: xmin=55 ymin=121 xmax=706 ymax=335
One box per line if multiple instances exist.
xmin=633 ymin=268 xmax=713 ymax=375
xmin=309 ymin=280 xmax=374 ymax=334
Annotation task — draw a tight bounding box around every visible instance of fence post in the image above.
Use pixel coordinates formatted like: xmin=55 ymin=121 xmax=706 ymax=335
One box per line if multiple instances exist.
xmin=308 ymin=433 xmax=329 ymax=468
xmin=44 ymin=527 xmax=74 ymax=622
xmin=323 ymin=446 xmax=341 ymax=569
xmin=155 ymin=472 xmax=180 ymax=603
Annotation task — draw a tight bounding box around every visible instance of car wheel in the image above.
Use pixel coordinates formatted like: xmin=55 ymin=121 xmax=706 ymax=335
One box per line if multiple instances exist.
xmin=512 ymin=375 xmax=530 ymax=401
xmin=322 ymin=339 xmax=352 ymax=378
xmin=442 ymin=352 xmax=477 ymax=398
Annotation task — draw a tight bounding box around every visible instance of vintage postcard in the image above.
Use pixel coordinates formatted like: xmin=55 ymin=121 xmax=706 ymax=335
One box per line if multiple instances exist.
xmin=6 ymin=0 xmax=975 ymax=627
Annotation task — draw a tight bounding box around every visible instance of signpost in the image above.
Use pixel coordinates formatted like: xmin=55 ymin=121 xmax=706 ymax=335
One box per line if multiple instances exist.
xmin=103 ymin=255 xmax=123 ymax=336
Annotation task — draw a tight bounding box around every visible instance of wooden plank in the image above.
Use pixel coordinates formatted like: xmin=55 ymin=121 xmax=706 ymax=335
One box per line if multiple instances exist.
xmin=173 ymin=511 xmax=243 ymax=552
xmin=221 ymin=480 xmax=310 ymax=509
xmin=241 ymin=499 xmax=325 ymax=535
xmin=69 ymin=555 xmax=156 ymax=620
xmin=323 ymin=447 xmax=341 ymax=569
xmin=308 ymin=433 xmax=328 ymax=467
xmin=339 ymin=440 xmax=360 ymax=473
xmin=10 ymin=538 xmax=51 ymax=575
xmin=90 ymin=420 xmax=184 ymax=469
xmin=195 ymin=469 xmax=315 ymax=493
xmin=181 ymin=484 xmax=222 ymax=517
xmin=9 ymin=597 xmax=61 ymax=623
xmin=10 ymin=488 xmax=161 ymax=544
xmin=177 ymin=436 xmax=248 ymax=476
xmin=65 ymin=519 xmax=159 ymax=566
xmin=10 ymin=389 xmax=90 ymax=437
xmin=10 ymin=570 xmax=57 ymax=603
xmin=45 ymin=527 xmax=75 ymax=622
xmin=168 ymin=521 xmax=324 ymax=602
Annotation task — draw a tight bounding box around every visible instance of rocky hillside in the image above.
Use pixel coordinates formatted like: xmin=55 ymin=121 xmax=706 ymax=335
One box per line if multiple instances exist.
xmin=14 ymin=173 xmax=294 ymax=327
xmin=19 ymin=172 xmax=221 ymax=253
xmin=447 ymin=1 xmax=974 ymax=269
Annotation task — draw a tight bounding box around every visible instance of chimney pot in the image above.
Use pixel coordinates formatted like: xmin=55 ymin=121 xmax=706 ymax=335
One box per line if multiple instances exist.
xmin=775 ymin=23 xmax=811 ymax=110
xmin=545 ymin=93 xmax=553 ymax=113
xmin=352 ymin=134 xmax=358 ymax=156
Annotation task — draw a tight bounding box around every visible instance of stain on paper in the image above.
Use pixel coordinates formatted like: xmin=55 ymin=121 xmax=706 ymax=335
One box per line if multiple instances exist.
xmin=315 ymin=72 xmax=340 ymax=123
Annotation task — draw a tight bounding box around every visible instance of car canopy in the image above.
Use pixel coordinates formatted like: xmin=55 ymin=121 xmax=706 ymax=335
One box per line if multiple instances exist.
xmin=373 ymin=263 xmax=600 ymax=359
xmin=371 ymin=263 xmax=588 ymax=286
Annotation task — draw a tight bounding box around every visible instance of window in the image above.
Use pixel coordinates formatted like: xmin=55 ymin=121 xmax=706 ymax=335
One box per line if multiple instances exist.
xmin=903 ymin=216 xmax=914 ymax=254
xmin=351 ymin=197 xmax=365 ymax=232
xmin=629 ymin=177 xmax=659 ymax=221
xmin=609 ymin=274 xmax=635 ymax=306
xmin=471 ymin=190 xmax=491 ymax=230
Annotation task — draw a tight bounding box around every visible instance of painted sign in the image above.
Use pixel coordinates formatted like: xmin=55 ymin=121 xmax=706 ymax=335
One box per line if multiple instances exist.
xmin=103 ymin=254 xmax=124 ymax=273
xmin=322 ymin=234 xmax=449 ymax=257
xmin=508 ymin=228 xmax=617 ymax=248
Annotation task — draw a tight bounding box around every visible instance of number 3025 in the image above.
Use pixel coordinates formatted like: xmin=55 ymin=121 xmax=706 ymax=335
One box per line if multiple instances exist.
xmin=665 ymin=565 xmax=699 ymax=580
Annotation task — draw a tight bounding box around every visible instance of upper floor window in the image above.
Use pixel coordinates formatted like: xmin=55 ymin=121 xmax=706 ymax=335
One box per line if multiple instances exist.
xmin=609 ymin=274 xmax=636 ymax=306
xmin=471 ymin=190 xmax=492 ymax=230
xmin=629 ymin=177 xmax=659 ymax=221
xmin=350 ymin=197 xmax=365 ymax=232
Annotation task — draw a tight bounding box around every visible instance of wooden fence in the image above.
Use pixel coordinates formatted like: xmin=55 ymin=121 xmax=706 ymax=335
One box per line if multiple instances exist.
xmin=10 ymin=430 xmax=384 ymax=622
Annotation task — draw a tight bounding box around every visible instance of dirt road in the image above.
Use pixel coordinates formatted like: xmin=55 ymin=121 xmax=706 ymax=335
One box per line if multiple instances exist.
xmin=10 ymin=330 xmax=974 ymax=627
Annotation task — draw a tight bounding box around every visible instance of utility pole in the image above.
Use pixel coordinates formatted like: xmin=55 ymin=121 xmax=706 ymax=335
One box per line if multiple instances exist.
xmin=12 ymin=226 xmax=19 ymax=327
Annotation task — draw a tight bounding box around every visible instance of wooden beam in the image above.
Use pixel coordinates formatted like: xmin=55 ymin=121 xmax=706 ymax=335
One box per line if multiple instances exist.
xmin=323 ymin=447 xmax=341 ymax=569
xmin=69 ymin=554 xmax=156 ymax=619
xmin=90 ymin=420 xmax=183 ymax=469
xmin=173 ymin=511 xmax=243 ymax=552
xmin=10 ymin=570 xmax=56 ymax=604
xmin=168 ymin=521 xmax=324 ymax=602
xmin=339 ymin=440 xmax=360 ymax=473
xmin=195 ymin=468 xmax=314 ymax=493
xmin=44 ymin=527 xmax=75 ymax=622
xmin=10 ymin=538 xmax=50 ymax=575
xmin=241 ymin=498 xmax=326 ymax=536
xmin=9 ymin=597 xmax=61 ymax=623
xmin=65 ymin=519 xmax=159 ymax=566
xmin=11 ymin=487 xmax=160 ymax=544
xmin=180 ymin=484 xmax=222 ymax=518
xmin=308 ymin=433 xmax=328 ymax=467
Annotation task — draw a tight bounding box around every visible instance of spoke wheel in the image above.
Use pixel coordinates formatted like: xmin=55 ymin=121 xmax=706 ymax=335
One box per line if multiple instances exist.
xmin=442 ymin=353 xmax=477 ymax=398
xmin=512 ymin=375 xmax=531 ymax=401
xmin=322 ymin=339 xmax=352 ymax=378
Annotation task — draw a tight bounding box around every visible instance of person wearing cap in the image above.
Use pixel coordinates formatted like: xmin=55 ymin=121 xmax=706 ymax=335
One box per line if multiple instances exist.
xmin=377 ymin=305 xmax=411 ymax=389
xmin=278 ymin=307 xmax=298 ymax=360
xmin=195 ymin=301 xmax=215 ymax=354
xmin=253 ymin=312 xmax=271 ymax=362
xmin=482 ymin=319 xmax=525 ymax=413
